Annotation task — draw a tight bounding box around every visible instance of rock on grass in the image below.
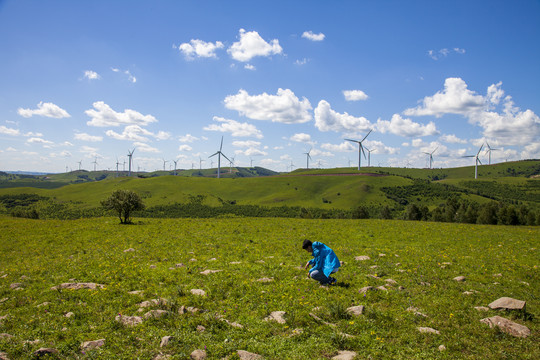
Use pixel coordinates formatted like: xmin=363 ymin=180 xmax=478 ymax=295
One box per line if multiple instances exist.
xmin=190 ymin=349 xmax=206 ymax=359
xmin=237 ymin=350 xmax=263 ymax=359
xmin=81 ymin=339 xmax=105 ymax=350
xmin=332 ymin=350 xmax=357 ymax=360
xmin=480 ymin=316 xmax=530 ymax=338
xmin=488 ymin=297 xmax=526 ymax=311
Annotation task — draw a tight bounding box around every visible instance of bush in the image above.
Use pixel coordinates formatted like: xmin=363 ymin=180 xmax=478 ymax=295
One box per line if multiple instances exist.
xmin=101 ymin=189 xmax=145 ymax=224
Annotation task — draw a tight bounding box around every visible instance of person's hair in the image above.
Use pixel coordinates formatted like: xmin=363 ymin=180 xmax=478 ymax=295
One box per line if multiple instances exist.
xmin=302 ymin=239 xmax=313 ymax=250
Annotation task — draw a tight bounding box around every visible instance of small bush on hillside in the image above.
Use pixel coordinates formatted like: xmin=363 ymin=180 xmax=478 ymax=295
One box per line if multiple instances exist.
xmin=101 ymin=189 xmax=145 ymax=224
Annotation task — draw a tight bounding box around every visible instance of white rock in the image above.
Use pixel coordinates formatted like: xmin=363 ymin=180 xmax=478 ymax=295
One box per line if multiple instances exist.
xmin=190 ymin=289 xmax=206 ymax=297
xmin=417 ymin=327 xmax=440 ymax=334
xmin=81 ymin=339 xmax=105 ymax=350
xmin=355 ymin=256 xmax=370 ymax=261
xmin=264 ymin=311 xmax=286 ymax=324
xmin=332 ymin=350 xmax=357 ymax=360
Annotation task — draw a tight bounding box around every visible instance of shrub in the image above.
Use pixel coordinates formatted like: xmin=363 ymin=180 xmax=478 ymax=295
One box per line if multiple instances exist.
xmin=101 ymin=189 xmax=145 ymax=224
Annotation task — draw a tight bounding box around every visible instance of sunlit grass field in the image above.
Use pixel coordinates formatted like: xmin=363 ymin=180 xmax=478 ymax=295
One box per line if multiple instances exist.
xmin=0 ymin=216 xmax=538 ymax=359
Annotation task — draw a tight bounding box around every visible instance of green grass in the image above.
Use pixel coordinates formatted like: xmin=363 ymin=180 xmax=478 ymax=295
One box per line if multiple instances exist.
xmin=0 ymin=216 xmax=538 ymax=359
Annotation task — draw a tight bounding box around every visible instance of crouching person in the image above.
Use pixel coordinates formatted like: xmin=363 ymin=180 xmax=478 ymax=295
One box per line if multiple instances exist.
xmin=303 ymin=239 xmax=340 ymax=285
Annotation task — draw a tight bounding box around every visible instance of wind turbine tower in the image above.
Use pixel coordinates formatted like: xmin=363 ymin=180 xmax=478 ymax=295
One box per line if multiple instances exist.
xmin=485 ymin=142 xmax=499 ymax=165
xmin=303 ymin=148 xmax=312 ymax=169
xmin=345 ymin=129 xmax=372 ymax=170
xmin=173 ymin=160 xmax=178 ymax=175
xmin=209 ymin=136 xmax=231 ymax=178
xmin=364 ymin=147 xmax=372 ymax=167
xmin=116 ymin=158 xmax=121 ymax=177
xmin=199 ymin=156 xmax=204 ymax=170
xmin=92 ymin=157 xmax=98 ymax=172
xmin=463 ymin=144 xmax=484 ymax=179
xmin=127 ymin=148 xmax=135 ymax=176
xmin=77 ymin=160 xmax=82 ymax=171
xmin=423 ymin=147 xmax=438 ymax=169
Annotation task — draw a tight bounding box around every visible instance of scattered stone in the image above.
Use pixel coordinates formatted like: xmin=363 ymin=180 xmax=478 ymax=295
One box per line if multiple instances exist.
xmin=355 ymin=256 xmax=370 ymax=261
xmin=366 ymin=274 xmax=380 ymax=279
xmin=190 ymin=289 xmax=206 ymax=297
xmin=480 ymin=316 xmax=530 ymax=338
xmin=291 ymin=328 xmax=304 ymax=336
xmin=358 ymin=286 xmax=374 ymax=294
xmin=474 ymin=306 xmax=490 ymax=312
xmin=264 ymin=311 xmax=286 ymax=324
xmin=0 ymin=274 xmax=7 ymax=279
xmin=81 ymin=339 xmax=105 ymax=350
xmin=488 ymin=297 xmax=526 ymax=311
xmin=144 ymin=310 xmax=169 ymax=319
xmin=442 ymin=262 xmax=451 ymax=265
xmin=36 ymin=302 xmax=50 ymax=307
xmin=332 ymin=350 xmax=357 ymax=360
xmin=420 ymin=281 xmax=431 ymax=286
xmin=237 ymin=350 xmax=263 ymax=360
xmin=257 ymin=277 xmax=274 ymax=283
xmin=128 ymin=290 xmax=143 ymax=295
xmin=398 ymin=286 xmax=406 ymax=291
xmin=153 ymin=354 xmax=171 ymax=360
xmin=438 ymin=345 xmax=446 ymax=351
xmin=379 ymin=253 xmax=386 ymax=257
xmin=20 ymin=275 xmax=29 ymax=280
xmin=493 ymin=273 xmax=502 ymax=277
xmin=369 ymin=265 xmax=378 ymax=269
xmin=190 ymin=349 xmax=207 ymax=360
xmin=9 ymin=283 xmax=22 ymax=290
xmin=220 ymin=318 xmax=243 ymax=328
xmin=417 ymin=327 xmax=440 ymax=335
xmin=175 ymin=263 xmax=185 ymax=268
xmin=115 ymin=314 xmax=143 ymax=327
xmin=346 ymin=305 xmax=364 ymax=316
xmin=520 ymin=281 xmax=530 ymax=286
xmin=407 ymin=306 xmax=428 ymax=318
xmin=33 ymin=348 xmax=59 ymax=356
xmin=256 ymin=260 xmax=265 ymax=263
xmin=179 ymin=306 xmax=201 ymax=314
xmin=189 ymin=258 xmax=197 ymax=262
xmin=196 ymin=325 xmax=206 ymax=332
xmin=200 ymin=269 xmax=222 ymax=275
xmin=453 ymin=276 xmax=466 ymax=282
xmin=229 ymin=261 xmax=242 ymax=265
xmin=65 ymin=312 xmax=75 ymax=318
xmin=0 ymin=351 xmax=9 ymax=360
xmin=123 ymin=248 xmax=135 ymax=252
xmin=463 ymin=290 xmax=479 ymax=295
xmin=208 ymin=258 xmax=217 ymax=261
xmin=149 ymin=265 xmax=157 ymax=269
xmin=23 ymin=339 xmax=41 ymax=345
xmin=309 ymin=313 xmax=336 ymax=327
xmin=0 ymin=333 xmax=13 ymax=339
xmin=397 ymin=269 xmax=406 ymax=273
xmin=385 ymin=278 xmax=397 ymax=285
xmin=160 ymin=336 xmax=174 ymax=347
xmin=51 ymin=282 xmax=105 ymax=291
xmin=0 ymin=298 xmax=8 ymax=304
xmin=138 ymin=298 xmax=169 ymax=308
xmin=376 ymin=286 xmax=388 ymax=291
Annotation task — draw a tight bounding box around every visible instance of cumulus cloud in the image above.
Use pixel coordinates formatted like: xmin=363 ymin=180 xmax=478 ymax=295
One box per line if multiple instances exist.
xmin=290 ymin=133 xmax=311 ymax=143
xmin=376 ymin=114 xmax=438 ymax=137
xmin=343 ymin=90 xmax=368 ymax=101
xmin=105 ymin=125 xmax=168 ymax=142
xmin=179 ymin=134 xmax=199 ymax=143
xmin=27 ymin=137 xmax=54 ymax=146
xmin=294 ymin=58 xmax=309 ymax=65
xmin=224 ymin=88 xmax=312 ymax=124
xmin=178 ymin=39 xmax=224 ymax=60
xmin=112 ymin=68 xmax=136 ymax=83
xmin=178 ymin=144 xmax=192 ymax=151
xmin=227 ymin=29 xmax=283 ymax=62
xmin=314 ymin=100 xmax=372 ymax=133
xmin=0 ymin=126 xmax=20 ymax=136
xmin=204 ymin=116 xmax=263 ymax=138
xmin=133 ymin=142 xmax=160 ymax=153
xmin=235 ymin=148 xmax=267 ymax=156
xmin=403 ymin=78 xmax=484 ymax=117
xmin=83 ymin=70 xmax=100 ymax=80
xmin=244 ymin=64 xmax=256 ymax=70
xmin=18 ymin=102 xmax=70 ymax=119
xmin=74 ymin=132 xmax=103 ymax=142
xmin=302 ymin=31 xmax=325 ymax=41
xmin=428 ymin=48 xmax=466 ymax=60
xmin=321 ymin=142 xmax=355 ymax=152
xmin=86 ymin=101 xmax=157 ymax=127
xmin=440 ymin=134 xmax=467 ymax=144
xmin=364 ymin=140 xmax=400 ymax=155
xmin=232 ymin=140 xmax=261 ymax=148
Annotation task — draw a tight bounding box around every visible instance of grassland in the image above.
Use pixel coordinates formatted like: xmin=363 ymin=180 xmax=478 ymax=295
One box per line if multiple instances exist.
xmin=0 ymin=216 xmax=537 ymax=359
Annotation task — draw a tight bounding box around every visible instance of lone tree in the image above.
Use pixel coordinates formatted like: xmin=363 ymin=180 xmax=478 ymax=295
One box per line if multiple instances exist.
xmin=101 ymin=189 xmax=145 ymax=224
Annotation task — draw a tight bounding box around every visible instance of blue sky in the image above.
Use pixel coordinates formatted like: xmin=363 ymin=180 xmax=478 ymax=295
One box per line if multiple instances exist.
xmin=1 ymin=0 xmax=539 ymax=173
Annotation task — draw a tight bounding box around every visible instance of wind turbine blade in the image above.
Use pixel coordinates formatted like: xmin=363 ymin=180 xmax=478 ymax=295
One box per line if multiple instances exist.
xmin=463 ymin=155 xmax=475 ymax=158
xmin=432 ymin=146 xmax=438 ymax=155
xmin=220 ymin=136 xmax=224 ymax=151
xmin=477 ymin=144 xmax=484 ymax=155
xmin=209 ymin=152 xmax=219 ymax=158
xmin=360 ymin=144 xmax=366 ymax=159
xmin=361 ymin=129 xmax=373 ymax=142
xmin=221 ymin=153 xmax=231 ymax=163
xmin=345 ymin=139 xmax=360 ymax=143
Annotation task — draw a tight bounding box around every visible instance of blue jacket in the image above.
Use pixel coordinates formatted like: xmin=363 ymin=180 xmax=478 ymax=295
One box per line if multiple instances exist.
xmin=308 ymin=241 xmax=340 ymax=277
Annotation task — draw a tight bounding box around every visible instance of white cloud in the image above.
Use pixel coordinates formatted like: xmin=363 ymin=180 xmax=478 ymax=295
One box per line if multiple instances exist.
xmin=0 ymin=126 xmax=20 ymax=136
xmin=74 ymin=132 xmax=103 ymax=142
xmin=343 ymin=90 xmax=368 ymax=101
xmin=178 ymin=144 xmax=192 ymax=151
xmin=439 ymin=134 xmax=467 ymax=144
xmin=321 ymin=142 xmax=355 ymax=152
xmin=232 ymin=140 xmax=261 ymax=148
xmin=310 ymin=148 xmax=333 ymax=157
xmin=376 ymin=114 xmax=438 ymax=137
xmin=85 ymin=101 xmax=157 ymax=127
xmin=294 ymin=58 xmax=309 ymax=65
xmin=112 ymin=68 xmax=136 ymax=83
xmin=290 ymin=133 xmax=311 ymax=143
xmin=133 ymin=142 xmax=160 ymax=153
xmin=18 ymin=102 xmax=71 ymax=118
xmin=302 ymin=31 xmax=325 ymax=41
xmin=411 ymin=139 xmax=425 ymax=147
xmin=227 ymin=29 xmax=283 ymax=62
xmin=244 ymin=64 xmax=256 ymax=70
xmin=224 ymin=88 xmax=312 ymax=124
xmin=364 ymin=140 xmax=399 ymax=155
xmin=84 ymin=70 xmax=100 ymax=80
xmin=428 ymin=48 xmax=465 ymax=60
xmin=179 ymin=134 xmax=199 ymax=143
xmin=235 ymin=148 xmax=267 ymax=156
xmin=178 ymin=39 xmax=224 ymax=60
xmin=314 ymin=100 xmax=372 ymax=133
xmin=105 ymin=125 xmax=162 ymax=142
xmin=204 ymin=116 xmax=263 ymax=138
xmin=403 ymin=78 xmax=484 ymax=117
xmin=23 ymin=131 xmax=43 ymax=137
xmin=60 ymin=150 xmax=72 ymax=157
xmin=27 ymin=137 xmax=54 ymax=146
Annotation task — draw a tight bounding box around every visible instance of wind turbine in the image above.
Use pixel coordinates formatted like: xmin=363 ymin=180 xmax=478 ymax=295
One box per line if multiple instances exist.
xmin=250 ymin=157 xmax=254 ymax=168
xmin=229 ymin=156 xmax=235 ymax=174
xmin=162 ymin=159 xmax=168 ymax=171
xmin=364 ymin=147 xmax=372 ymax=167
xmin=77 ymin=160 xmax=82 ymax=171
xmin=345 ymin=129 xmax=372 ymax=170
xmin=173 ymin=160 xmax=178 ymax=175
xmin=92 ymin=157 xmax=98 ymax=172
xmin=303 ymin=148 xmax=312 ymax=169
xmin=199 ymin=156 xmax=205 ymax=170
xmin=127 ymin=148 xmax=135 ymax=176
xmin=209 ymin=136 xmax=231 ymax=178
xmin=423 ymin=147 xmax=438 ymax=169
xmin=290 ymin=160 xmax=295 ymax=172
xmin=116 ymin=158 xmax=121 ymax=177
xmin=463 ymin=144 xmax=484 ymax=179
xmin=485 ymin=142 xmax=499 ymax=165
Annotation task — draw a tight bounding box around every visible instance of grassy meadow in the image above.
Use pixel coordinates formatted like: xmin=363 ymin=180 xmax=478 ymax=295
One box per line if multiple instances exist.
xmin=0 ymin=216 xmax=538 ymax=359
